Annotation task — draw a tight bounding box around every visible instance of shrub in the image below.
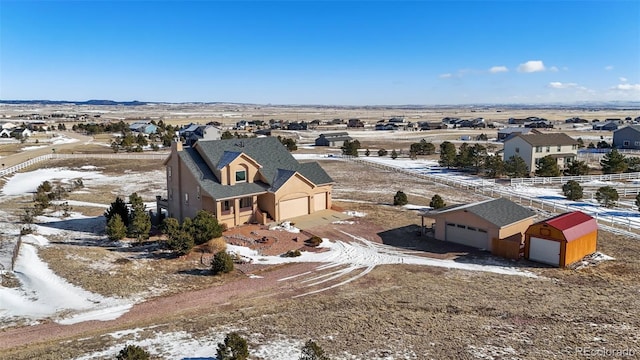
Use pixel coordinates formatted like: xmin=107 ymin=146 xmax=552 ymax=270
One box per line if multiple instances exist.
xmin=206 ymin=237 xmax=227 ymax=254
xmin=595 ymin=186 xmax=619 ymax=208
xmin=20 ymin=226 xmax=34 ymax=235
xmin=192 ymin=210 xmax=224 ymax=245
xmin=393 ymin=191 xmax=408 ymax=206
xmin=211 ymin=251 xmax=234 ymax=274
xmin=164 ymin=217 xmax=195 ymax=255
xmin=106 ymin=214 xmax=127 ymax=241
xmin=429 ymin=194 xmax=446 ymax=209
xmin=216 ymin=332 xmax=249 ymax=360
xmin=283 ymin=249 xmax=302 ymax=257
xmin=300 ymin=339 xmax=330 ymax=360
xmin=562 ymin=180 xmax=583 ymax=201
xmin=305 ymin=236 xmax=323 ymax=247
xmin=391 ymin=149 xmax=398 ymax=159
xmin=116 ymin=344 xmax=150 ymax=360
xmin=377 ymin=148 xmax=388 ymax=157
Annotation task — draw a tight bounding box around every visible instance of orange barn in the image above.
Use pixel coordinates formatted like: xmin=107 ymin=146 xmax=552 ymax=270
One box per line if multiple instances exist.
xmin=525 ymin=211 xmax=597 ymax=267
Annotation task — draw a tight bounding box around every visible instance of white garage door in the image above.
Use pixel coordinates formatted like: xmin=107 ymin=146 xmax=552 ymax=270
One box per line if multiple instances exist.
xmin=529 ymin=237 xmax=561 ymax=266
xmin=445 ymin=223 xmax=489 ymax=250
xmin=314 ymin=192 xmax=327 ymax=211
xmin=280 ymin=197 xmax=309 ymax=220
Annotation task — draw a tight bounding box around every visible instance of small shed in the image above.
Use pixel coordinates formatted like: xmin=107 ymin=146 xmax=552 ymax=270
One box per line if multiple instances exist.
xmin=421 ymin=198 xmax=536 ymax=257
xmin=524 ymin=211 xmax=597 ymax=267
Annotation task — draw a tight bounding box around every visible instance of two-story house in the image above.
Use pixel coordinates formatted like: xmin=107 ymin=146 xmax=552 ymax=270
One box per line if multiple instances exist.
xmin=502 ymin=133 xmax=578 ymax=174
xmin=162 ymin=137 xmax=334 ymax=228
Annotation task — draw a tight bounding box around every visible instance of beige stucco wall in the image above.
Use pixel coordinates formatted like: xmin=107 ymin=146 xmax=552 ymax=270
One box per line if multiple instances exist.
xmin=497 ymin=218 xmax=535 ymax=240
xmin=165 ymin=143 xmax=206 ymax=222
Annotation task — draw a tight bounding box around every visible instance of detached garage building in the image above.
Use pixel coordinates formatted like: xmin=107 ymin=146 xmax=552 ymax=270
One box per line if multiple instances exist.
xmin=525 ymin=211 xmax=597 ymax=267
xmin=421 ymin=198 xmax=536 ymax=256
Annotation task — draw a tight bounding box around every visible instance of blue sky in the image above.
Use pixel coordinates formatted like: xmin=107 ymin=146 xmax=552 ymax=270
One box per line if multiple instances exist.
xmin=1 ymin=1 xmax=639 ymax=105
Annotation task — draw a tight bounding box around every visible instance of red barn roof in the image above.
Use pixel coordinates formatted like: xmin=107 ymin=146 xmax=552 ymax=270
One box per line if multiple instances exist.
xmin=544 ymin=211 xmax=597 ymax=242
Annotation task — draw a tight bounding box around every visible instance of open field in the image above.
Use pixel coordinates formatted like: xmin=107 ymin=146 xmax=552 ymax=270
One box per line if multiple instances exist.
xmin=1 ymin=105 xmax=640 ymax=359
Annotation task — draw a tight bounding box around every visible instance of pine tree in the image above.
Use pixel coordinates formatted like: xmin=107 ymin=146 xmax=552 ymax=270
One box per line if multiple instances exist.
xmin=192 ymin=210 xmax=224 ymax=245
xmin=600 ymin=149 xmax=627 ymax=174
xmin=429 ymin=194 xmax=446 ymax=209
xmin=164 ymin=217 xmax=195 ymax=255
xmin=104 ymin=197 xmax=130 ymax=227
xmin=391 ymin=149 xmax=398 ymax=159
xmin=562 ymin=180 xmax=583 ymax=201
xmin=535 ymin=155 xmax=561 ymax=177
xmin=106 ymin=214 xmax=127 ymax=241
xmin=393 ymin=191 xmax=408 ymax=206
xmin=300 ymin=340 xmax=330 ymax=360
xmin=595 ymin=186 xmax=619 ymax=208
xmin=564 ymin=160 xmax=589 ymax=176
xmin=485 ymin=154 xmax=505 ymax=178
xmin=504 ymin=155 xmax=529 ymax=178
xmin=438 ymin=141 xmax=457 ymax=168
xmin=116 ymin=344 xmax=150 ymax=360
xmin=211 ymin=251 xmax=234 ymax=274
xmin=216 ymin=332 xmax=248 ymax=360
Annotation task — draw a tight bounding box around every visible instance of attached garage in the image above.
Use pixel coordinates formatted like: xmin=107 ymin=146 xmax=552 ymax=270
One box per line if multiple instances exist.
xmin=279 ymin=196 xmax=309 ymax=220
xmin=525 ymin=211 xmax=597 ymax=267
xmin=314 ymin=192 xmax=327 ymax=211
xmin=445 ymin=223 xmax=489 ymax=249
xmin=421 ymin=197 xmax=536 ymax=253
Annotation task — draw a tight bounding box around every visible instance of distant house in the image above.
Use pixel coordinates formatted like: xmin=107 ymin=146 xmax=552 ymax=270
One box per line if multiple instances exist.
xmin=497 ymin=127 xmax=541 ymax=141
xmin=162 ymin=137 xmax=334 ymax=228
xmin=9 ymin=128 xmax=31 ymax=139
xmin=524 ymin=211 xmax=597 ymax=267
xmin=524 ymin=120 xmax=553 ymax=128
xmin=234 ymin=120 xmax=257 ymax=130
xmin=388 ymin=117 xmax=406 ymax=124
xmin=612 ymin=125 xmax=640 ymax=149
xmin=180 ymin=124 xmax=222 ymax=146
xmin=315 ymin=132 xmax=353 ymax=147
xmin=129 ymin=121 xmax=157 ymax=134
xmin=592 ymin=121 xmax=619 ymax=131
xmin=287 ymin=122 xmax=308 ymax=130
xmin=347 ymin=119 xmax=364 ymax=128
xmin=502 ymin=133 xmax=579 ymax=174
xmin=0 ymin=128 xmax=11 ymax=138
xmin=418 ymin=122 xmax=444 ymax=130
xmin=421 ymin=198 xmax=536 ymax=259
xmin=375 ymin=123 xmax=398 ymax=131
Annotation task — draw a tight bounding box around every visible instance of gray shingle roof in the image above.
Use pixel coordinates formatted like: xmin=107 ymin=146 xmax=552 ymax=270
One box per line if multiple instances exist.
xmin=425 ymin=197 xmax=536 ymax=228
xmin=179 ymin=137 xmax=333 ymax=200
xmin=513 ymin=133 xmax=578 ymax=146
xmin=614 ymin=125 xmax=640 ymax=134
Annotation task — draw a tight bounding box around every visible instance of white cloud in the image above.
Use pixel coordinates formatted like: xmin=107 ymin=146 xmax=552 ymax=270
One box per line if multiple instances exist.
xmin=548 ymin=82 xmax=578 ymax=89
xmin=611 ymin=83 xmax=640 ymax=91
xmin=517 ymin=60 xmax=546 ymax=73
xmin=489 ymin=66 xmax=508 ymax=73
xmin=549 ymin=66 xmax=559 ymax=72
xmin=619 ymin=77 xmax=628 ymax=82
xmin=439 ymin=73 xmax=452 ymax=79
xmin=605 ymin=65 xmax=614 ymax=71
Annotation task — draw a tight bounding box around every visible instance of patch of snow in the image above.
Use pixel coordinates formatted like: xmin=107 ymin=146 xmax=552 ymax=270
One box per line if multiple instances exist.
xmin=2 ymin=168 xmax=105 ymax=196
xmin=332 ymin=220 xmax=355 ymax=225
xmin=403 ymin=204 xmax=430 ymax=211
xmin=21 ymin=234 xmax=50 ymax=246
xmin=269 ymin=221 xmax=301 ymax=233
xmin=0 ymin=242 xmax=131 ymax=326
xmin=343 ymin=210 xmax=367 ymax=217
xmin=21 ymin=145 xmax=47 ymax=151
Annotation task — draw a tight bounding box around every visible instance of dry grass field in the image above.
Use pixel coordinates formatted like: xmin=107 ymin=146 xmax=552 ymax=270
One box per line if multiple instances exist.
xmin=1 ymin=104 xmax=639 ymax=358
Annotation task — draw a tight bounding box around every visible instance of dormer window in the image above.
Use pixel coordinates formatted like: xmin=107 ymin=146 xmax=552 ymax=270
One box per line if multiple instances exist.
xmin=235 ymin=170 xmax=246 ymax=183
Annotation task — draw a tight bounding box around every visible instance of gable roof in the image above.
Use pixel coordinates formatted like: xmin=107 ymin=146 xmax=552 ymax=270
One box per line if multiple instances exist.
xmin=539 ymin=211 xmax=597 ymax=241
xmin=178 ymin=137 xmax=333 ymax=200
xmin=614 ymin=125 xmax=640 ymax=135
xmin=508 ymin=133 xmax=578 ymax=146
xmin=424 ymin=197 xmax=536 ymax=228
